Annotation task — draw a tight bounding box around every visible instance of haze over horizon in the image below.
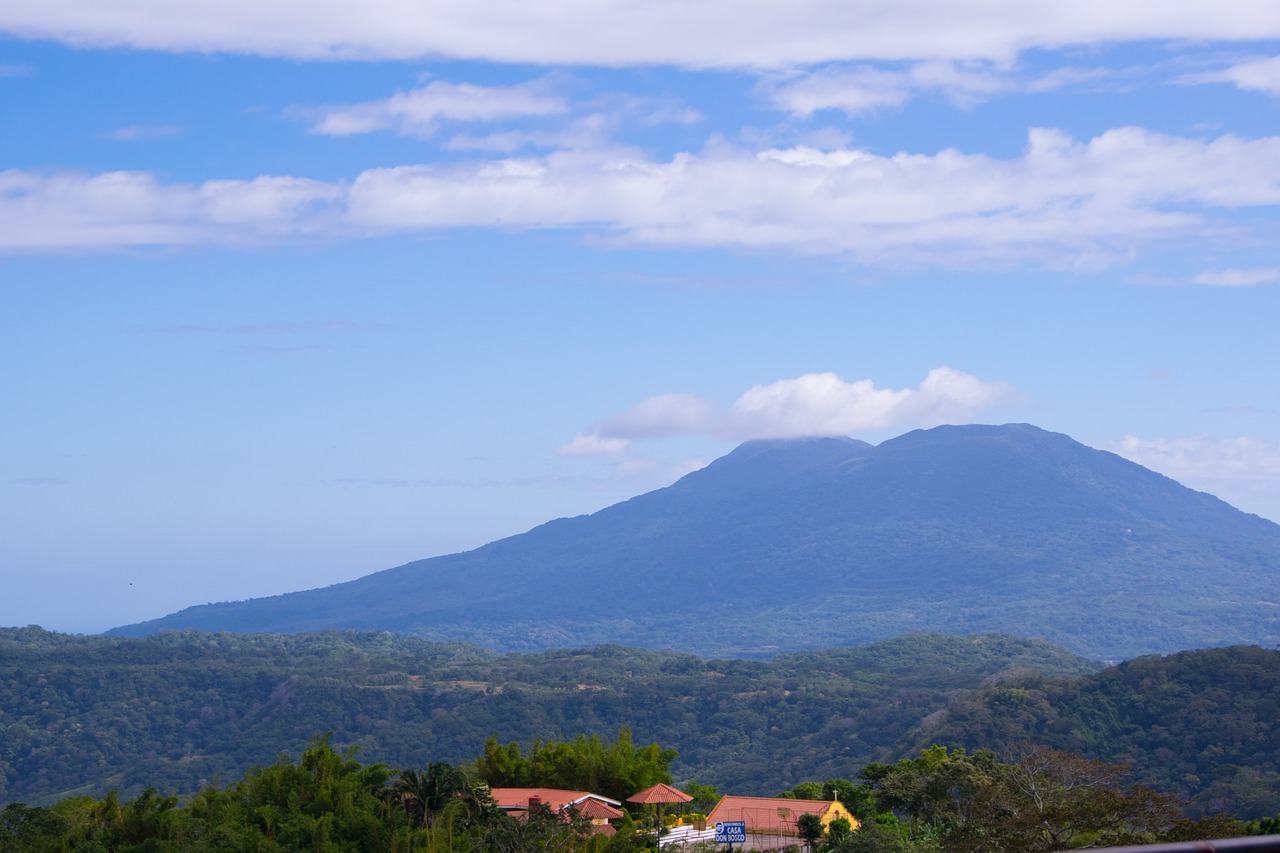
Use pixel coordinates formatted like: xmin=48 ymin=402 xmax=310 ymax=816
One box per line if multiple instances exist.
xmin=3 ymin=2 xmax=1280 ymax=634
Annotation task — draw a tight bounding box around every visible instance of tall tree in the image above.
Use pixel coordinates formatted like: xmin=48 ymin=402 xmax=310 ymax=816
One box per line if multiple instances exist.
xmin=862 ymin=744 xmax=1244 ymax=852
xmin=473 ymin=727 xmax=676 ymax=802
xmin=796 ymin=811 xmax=825 ymax=850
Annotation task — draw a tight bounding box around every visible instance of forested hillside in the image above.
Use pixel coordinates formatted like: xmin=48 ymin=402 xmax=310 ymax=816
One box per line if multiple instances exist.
xmin=0 ymin=628 xmax=1094 ymax=806
xmin=6 ymin=627 xmax=1280 ymax=820
xmin=905 ymin=644 xmax=1280 ymax=818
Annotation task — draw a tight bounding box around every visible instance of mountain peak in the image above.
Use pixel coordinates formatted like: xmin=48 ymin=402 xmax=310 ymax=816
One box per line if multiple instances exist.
xmin=708 ymin=433 xmax=872 ymax=469
xmin=883 ymin=422 xmax=1066 ymax=447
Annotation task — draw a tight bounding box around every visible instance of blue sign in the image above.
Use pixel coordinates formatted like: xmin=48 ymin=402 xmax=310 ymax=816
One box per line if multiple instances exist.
xmin=715 ymin=821 xmax=747 ymax=843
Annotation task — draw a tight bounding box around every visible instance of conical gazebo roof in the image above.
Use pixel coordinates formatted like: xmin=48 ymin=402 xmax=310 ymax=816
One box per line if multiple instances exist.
xmin=627 ymin=782 xmax=694 ymax=805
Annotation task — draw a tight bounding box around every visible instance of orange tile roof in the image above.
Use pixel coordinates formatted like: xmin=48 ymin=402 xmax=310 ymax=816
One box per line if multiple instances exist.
xmin=490 ymin=787 xmax=623 ymax=814
xmin=706 ymin=796 xmax=843 ymax=835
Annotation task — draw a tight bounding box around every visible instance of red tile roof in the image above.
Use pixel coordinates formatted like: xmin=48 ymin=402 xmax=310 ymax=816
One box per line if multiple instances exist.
xmin=490 ymin=787 xmax=623 ymax=814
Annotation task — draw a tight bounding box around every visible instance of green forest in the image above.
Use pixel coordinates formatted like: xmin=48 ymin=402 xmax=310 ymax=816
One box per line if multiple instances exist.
xmin=0 ymin=731 xmax=665 ymax=852
xmin=2 ymin=733 xmax=1272 ymax=852
xmin=0 ymin=628 xmax=1096 ymax=806
xmin=2 ymin=626 xmax=1280 ymax=839
xmin=901 ymin=644 xmax=1280 ymax=817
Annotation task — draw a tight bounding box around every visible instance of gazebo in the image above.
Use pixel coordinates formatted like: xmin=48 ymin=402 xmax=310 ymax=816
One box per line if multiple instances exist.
xmin=627 ymin=782 xmax=695 ymax=831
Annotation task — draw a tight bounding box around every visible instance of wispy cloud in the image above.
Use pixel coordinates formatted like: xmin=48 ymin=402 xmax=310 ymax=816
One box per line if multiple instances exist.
xmin=1202 ymin=405 xmax=1277 ymax=414
xmin=1110 ymin=434 xmax=1280 ymax=520
xmin=128 ymin=320 xmax=384 ymax=354
xmin=559 ymin=434 xmax=631 ymax=456
xmin=0 ymin=63 xmax=34 ymax=77
xmin=561 ymin=367 xmax=1016 ymax=455
xmin=232 ymin=343 xmax=344 ymax=352
xmin=105 ymin=124 xmax=182 ymax=141
xmin=1180 ymin=56 xmax=1280 ymax=95
xmin=14 ymin=478 xmax=68 ymax=486
xmin=317 ymin=466 xmax=707 ymax=492
xmin=129 ymin=320 xmax=384 ymax=353
xmin=307 ymin=79 xmax=700 ymax=152
xmin=764 ymin=61 xmax=1011 ymax=116
xmin=1024 ymin=65 xmax=1122 ymax=93
xmin=132 ymin=320 xmax=388 ymax=335
xmin=3 ymin=1 xmax=1278 ymax=66
xmin=443 ymin=114 xmax=615 ymax=154
xmin=763 ymin=60 xmax=1135 ymax=116
xmin=309 ymin=78 xmax=568 ymax=138
xmin=1114 ymin=434 xmax=1280 ymax=480
xmin=236 ymin=320 xmax=387 ymax=334
xmin=1193 ymin=267 xmax=1280 ymax=286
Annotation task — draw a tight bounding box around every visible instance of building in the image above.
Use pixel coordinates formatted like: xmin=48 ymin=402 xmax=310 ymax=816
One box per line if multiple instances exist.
xmin=490 ymin=787 xmax=626 ymax=836
xmin=705 ymin=795 xmax=858 ymax=848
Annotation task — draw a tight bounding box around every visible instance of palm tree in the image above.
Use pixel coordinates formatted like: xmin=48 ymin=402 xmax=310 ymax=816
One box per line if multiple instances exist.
xmin=387 ymin=768 xmax=430 ymax=827
xmin=387 ymin=762 xmax=482 ymax=828
xmin=423 ymin=762 xmax=473 ymax=823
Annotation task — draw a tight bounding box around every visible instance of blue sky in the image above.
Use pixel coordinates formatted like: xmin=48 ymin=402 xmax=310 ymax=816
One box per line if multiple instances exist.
xmin=3 ymin=1 xmax=1280 ymax=633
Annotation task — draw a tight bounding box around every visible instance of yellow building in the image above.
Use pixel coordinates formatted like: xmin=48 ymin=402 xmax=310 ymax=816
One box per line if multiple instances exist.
xmin=706 ymin=794 xmax=858 ymax=841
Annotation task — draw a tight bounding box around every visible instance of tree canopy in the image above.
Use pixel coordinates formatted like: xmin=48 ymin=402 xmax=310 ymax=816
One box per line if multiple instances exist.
xmin=473 ymin=728 xmax=676 ymax=803
xmin=854 ymin=745 xmax=1243 ymax=852
xmin=0 ymin=735 xmax=657 ymax=852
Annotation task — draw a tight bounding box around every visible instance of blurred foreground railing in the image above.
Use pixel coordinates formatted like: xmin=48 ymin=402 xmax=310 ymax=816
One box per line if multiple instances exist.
xmin=1062 ymin=835 xmax=1280 ymax=852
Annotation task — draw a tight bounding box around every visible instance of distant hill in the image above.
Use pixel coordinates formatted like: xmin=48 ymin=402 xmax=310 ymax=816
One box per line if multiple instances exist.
xmin=0 ymin=627 xmax=1100 ymax=807
xmin=109 ymin=423 xmax=1280 ymax=660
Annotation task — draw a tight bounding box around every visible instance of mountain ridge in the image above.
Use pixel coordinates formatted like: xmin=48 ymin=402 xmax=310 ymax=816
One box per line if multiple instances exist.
xmin=109 ymin=423 xmax=1280 ymax=659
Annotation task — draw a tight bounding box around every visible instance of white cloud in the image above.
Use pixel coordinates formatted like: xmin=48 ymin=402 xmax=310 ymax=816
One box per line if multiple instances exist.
xmin=310 ymin=79 xmax=568 ymax=138
xmin=1193 ymin=267 xmax=1280 ymax=286
xmin=565 ymin=368 xmax=1016 ymax=454
xmin=0 ymin=169 xmax=341 ymax=250
xmin=1182 ymin=56 xmax=1280 ymax=95
xmin=3 ymin=1 xmax=1279 ymax=67
xmin=339 ymin=128 xmax=1280 ymax=267
xmin=727 ymin=367 xmax=1015 ymax=437
xmin=728 ymin=373 xmax=911 ymax=436
xmin=597 ymin=393 xmax=719 ymax=439
xmin=6 ymin=127 xmax=1280 ymax=262
xmin=1110 ymin=434 xmax=1280 ymax=521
